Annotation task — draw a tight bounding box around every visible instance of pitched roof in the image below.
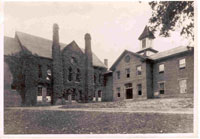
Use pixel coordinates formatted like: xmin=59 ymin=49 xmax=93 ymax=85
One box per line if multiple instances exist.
xmin=80 ymin=48 xmax=107 ymax=68
xmin=15 ymin=31 xmax=67 ymax=58
xmin=4 ymin=36 xmax=22 ymax=55
xmin=5 ymin=31 xmax=107 ymax=68
xmin=149 ymin=46 xmax=193 ymax=60
xmin=138 ymin=26 xmax=155 ymax=40
xmin=110 ymin=50 xmax=147 ymax=71
xmin=64 ymin=41 xmax=107 ymax=68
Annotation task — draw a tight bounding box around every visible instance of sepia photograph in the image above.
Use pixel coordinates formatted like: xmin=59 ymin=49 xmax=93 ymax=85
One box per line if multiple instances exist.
xmin=1 ymin=0 xmax=198 ymax=138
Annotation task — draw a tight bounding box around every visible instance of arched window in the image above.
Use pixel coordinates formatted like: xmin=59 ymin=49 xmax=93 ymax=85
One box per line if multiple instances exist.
xmin=76 ymin=68 xmax=81 ymax=82
xmin=68 ymin=67 xmax=72 ymax=81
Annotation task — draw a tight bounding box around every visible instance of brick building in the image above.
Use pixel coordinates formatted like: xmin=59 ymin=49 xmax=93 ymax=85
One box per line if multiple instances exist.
xmin=4 ymin=24 xmax=110 ymax=106
xmin=110 ymin=26 xmax=194 ymax=101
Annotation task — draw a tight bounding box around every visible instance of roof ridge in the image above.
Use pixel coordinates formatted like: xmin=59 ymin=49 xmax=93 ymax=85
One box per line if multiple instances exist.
xmin=15 ymin=31 xmax=67 ymax=46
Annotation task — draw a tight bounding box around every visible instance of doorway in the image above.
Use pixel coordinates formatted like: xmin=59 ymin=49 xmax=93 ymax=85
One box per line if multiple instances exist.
xmin=125 ymin=83 xmax=133 ymax=99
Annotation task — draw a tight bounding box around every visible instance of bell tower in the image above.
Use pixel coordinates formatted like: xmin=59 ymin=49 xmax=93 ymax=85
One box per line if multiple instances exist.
xmin=137 ymin=26 xmax=158 ymax=56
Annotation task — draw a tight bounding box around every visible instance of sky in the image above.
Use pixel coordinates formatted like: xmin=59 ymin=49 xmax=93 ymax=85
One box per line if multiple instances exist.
xmin=4 ymin=1 xmax=190 ymax=68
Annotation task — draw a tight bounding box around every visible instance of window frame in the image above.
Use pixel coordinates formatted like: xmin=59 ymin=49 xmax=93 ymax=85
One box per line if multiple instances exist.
xmin=179 ymin=58 xmax=186 ymax=69
xmin=116 ymin=71 xmax=120 ymax=79
xmin=158 ymin=81 xmax=165 ymax=94
xmin=142 ymin=38 xmax=146 ymax=49
xmin=159 ymin=63 xmax=165 ymax=73
xmin=137 ymin=84 xmax=142 ymax=96
xmin=125 ymin=68 xmax=130 ymax=78
xmin=136 ymin=65 xmax=142 ymax=75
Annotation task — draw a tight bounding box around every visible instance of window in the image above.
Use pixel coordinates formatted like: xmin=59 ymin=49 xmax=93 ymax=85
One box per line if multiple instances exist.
xmin=136 ymin=66 xmax=142 ymax=75
xmin=125 ymin=68 xmax=130 ymax=78
xmin=142 ymin=39 xmax=146 ymax=48
xmin=159 ymin=64 xmax=164 ymax=73
xmin=159 ymin=82 xmax=165 ymax=94
xmin=76 ymin=68 xmax=81 ymax=82
xmin=116 ymin=71 xmax=120 ymax=79
xmin=11 ymin=84 xmax=16 ymax=90
xmin=70 ymin=57 xmax=77 ymax=64
xmin=38 ymin=65 xmax=42 ymax=78
xmin=125 ymin=55 xmax=130 ymax=63
xmin=38 ymin=86 xmax=42 ymax=96
xmin=179 ymin=58 xmax=186 ymax=69
xmin=117 ymin=87 xmax=120 ymax=97
xmin=46 ymin=66 xmax=51 ymax=81
xmin=68 ymin=67 xmax=72 ymax=81
xmin=137 ymin=84 xmax=142 ymax=95
xmin=98 ymin=90 xmax=101 ymax=97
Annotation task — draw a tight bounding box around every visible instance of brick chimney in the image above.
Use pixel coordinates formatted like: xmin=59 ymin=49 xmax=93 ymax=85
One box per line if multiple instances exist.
xmin=52 ymin=23 xmax=63 ymax=105
xmin=84 ymin=33 xmax=94 ymax=102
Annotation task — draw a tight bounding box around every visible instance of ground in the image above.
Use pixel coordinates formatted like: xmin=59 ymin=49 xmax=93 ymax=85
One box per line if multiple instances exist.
xmin=4 ymin=98 xmax=193 ymax=134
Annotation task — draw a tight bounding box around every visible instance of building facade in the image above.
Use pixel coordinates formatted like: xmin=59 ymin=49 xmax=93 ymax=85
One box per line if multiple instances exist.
xmin=4 ymin=24 xmax=110 ymax=106
xmin=110 ymin=26 xmax=194 ymax=101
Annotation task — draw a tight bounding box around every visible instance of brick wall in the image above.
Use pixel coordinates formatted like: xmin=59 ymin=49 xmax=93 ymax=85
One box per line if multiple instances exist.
xmin=112 ymin=52 xmax=148 ymax=101
xmin=153 ymin=50 xmax=194 ymax=98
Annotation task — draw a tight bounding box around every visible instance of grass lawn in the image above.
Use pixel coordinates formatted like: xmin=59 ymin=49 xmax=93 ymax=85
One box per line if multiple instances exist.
xmin=4 ymin=109 xmax=193 ymax=134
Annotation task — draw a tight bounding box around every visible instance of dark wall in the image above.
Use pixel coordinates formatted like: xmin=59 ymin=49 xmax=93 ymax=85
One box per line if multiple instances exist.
xmin=153 ymin=50 xmax=194 ymax=98
xmin=62 ymin=46 xmax=85 ymax=100
xmin=103 ymin=72 xmax=113 ymax=101
xmin=4 ymin=61 xmax=22 ymax=107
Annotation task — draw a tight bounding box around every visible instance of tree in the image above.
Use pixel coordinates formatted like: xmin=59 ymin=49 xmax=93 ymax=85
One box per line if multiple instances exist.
xmin=5 ymin=51 xmax=39 ymax=106
xmin=148 ymin=1 xmax=194 ymax=41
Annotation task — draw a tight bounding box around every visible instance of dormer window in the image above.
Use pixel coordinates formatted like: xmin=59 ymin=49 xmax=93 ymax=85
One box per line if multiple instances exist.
xmin=142 ymin=39 xmax=146 ymax=49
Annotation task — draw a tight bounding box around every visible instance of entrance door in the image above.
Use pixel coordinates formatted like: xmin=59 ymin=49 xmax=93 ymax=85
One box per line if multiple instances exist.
xmin=179 ymin=79 xmax=187 ymax=94
xmin=125 ymin=83 xmax=133 ymax=99
xmin=126 ymin=89 xmax=133 ymax=99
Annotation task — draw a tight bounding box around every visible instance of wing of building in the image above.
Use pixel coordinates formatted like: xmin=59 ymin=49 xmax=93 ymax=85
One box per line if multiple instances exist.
xmin=4 ymin=25 xmax=111 ymax=106
xmin=110 ymin=26 xmax=194 ymax=101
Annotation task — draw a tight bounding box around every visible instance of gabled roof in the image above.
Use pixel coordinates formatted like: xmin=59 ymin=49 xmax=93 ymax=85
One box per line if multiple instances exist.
xmin=149 ymin=46 xmax=193 ymax=60
xmin=110 ymin=50 xmax=148 ymax=71
xmin=4 ymin=36 xmax=22 ymax=55
xmin=138 ymin=26 xmax=155 ymax=40
xmin=5 ymin=31 xmax=107 ymax=68
xmin=63 ymin=41 xmax=107 ymax=68
xmin=15 ymin=31 xmax=67 ymax=58
xmin=62 ymin=41 xmax=84 ymax=55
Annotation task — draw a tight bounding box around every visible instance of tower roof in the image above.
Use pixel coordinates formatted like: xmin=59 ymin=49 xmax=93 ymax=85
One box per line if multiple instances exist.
xmin=138 ymin=26 xmax=155 ymax=40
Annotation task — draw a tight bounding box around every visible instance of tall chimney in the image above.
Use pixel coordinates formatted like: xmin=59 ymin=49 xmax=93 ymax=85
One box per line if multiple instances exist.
xmin=84 ymin=33 xmax=94 ymax=103
xmin=53 ymin=23 xmax=59 ymax=47
xmin=104 ymin=59 xmax=108 ymax=68
xmin=52 ymin=23 xmax=63 ymax=105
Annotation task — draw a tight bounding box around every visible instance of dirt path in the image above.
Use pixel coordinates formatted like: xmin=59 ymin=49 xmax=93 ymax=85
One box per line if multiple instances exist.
xmin=5 ymin=106 xmax=193 ymax=114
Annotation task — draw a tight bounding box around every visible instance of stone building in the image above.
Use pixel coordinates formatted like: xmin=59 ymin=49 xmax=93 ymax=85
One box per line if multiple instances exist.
xmin=4 ymin=24 xmax=110 ymax=106
xmin=110 ymin=26 xmax=194 ymax=101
